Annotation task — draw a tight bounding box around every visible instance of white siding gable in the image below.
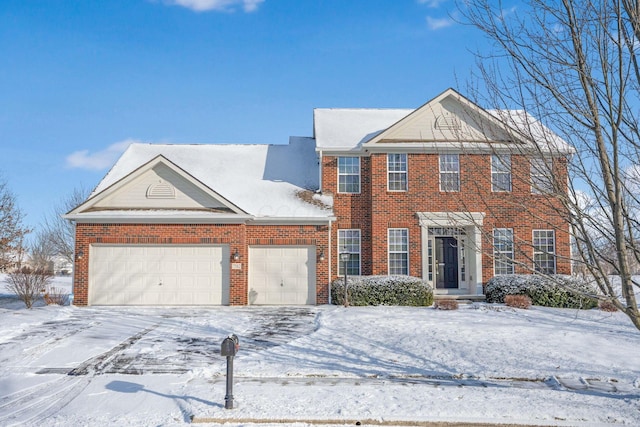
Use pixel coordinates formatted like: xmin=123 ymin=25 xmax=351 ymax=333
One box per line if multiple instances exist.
xmin=368 ymin=92 xmax=514 ymax=145
xmin=92 ymin=163 xmax=230 ymax=211
xmin=366 ymin=90 xmax=518 ymax=146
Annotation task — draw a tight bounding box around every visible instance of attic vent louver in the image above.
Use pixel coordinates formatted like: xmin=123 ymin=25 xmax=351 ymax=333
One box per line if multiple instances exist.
xmin=434 ymin=113 xmax=461 ymax=130
xmin=146 ymin=181 xmax=176 ymax=199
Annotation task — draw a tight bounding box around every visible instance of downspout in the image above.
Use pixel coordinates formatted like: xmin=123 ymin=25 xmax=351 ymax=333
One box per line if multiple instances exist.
xmin=328 ymin=218 xmax=333 ymax=305
xmin=70 ymin=219 xmax=76 ymax=305
xmin=318 ymin=150 xmax=323 ymax=193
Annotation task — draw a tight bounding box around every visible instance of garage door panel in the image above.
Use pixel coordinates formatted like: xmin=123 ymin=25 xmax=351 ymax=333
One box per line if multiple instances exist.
xmin=89 ymin=245 xmax=229 ymax=306
xmin=248 ymin=246 xmax=316 ymax=305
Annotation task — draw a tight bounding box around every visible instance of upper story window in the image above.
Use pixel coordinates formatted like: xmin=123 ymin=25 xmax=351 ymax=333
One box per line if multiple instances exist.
xmin=338 ymin=157 xmax=360 ymax=193
xmin=533 ymin=230 xmax=556 ymax=274
xmin=388 ymin=228 xmax=409 ymax=275
xmin=387 ymin=154 xmax=407 ymax=191
xmin=493 ymin=228 xmax=515 ymax=275
xmin=530 ymin=157 xmax=553 ymax=194
xmin=338 ymin=229 xmax=361 ymax=275
xmin=491 ymin=154 xmax=512 ymax=192
xmin=439 ymin=154 xmax=460 ymax=192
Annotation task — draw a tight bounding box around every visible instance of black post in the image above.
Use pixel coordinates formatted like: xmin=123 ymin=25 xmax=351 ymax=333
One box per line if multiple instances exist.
xmin=339 ymin=249 xmax=350 ymax=307
xmin=225 ymin=355 xmax=234 ymax=409
xmin=221 ymin=334 xmax=239 ymax=410
xmin=344 ymin=261 xmax=348 ymax=307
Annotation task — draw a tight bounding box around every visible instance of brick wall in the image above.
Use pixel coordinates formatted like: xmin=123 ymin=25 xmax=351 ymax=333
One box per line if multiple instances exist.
xmin=73 ymin=223 xmax=329 ymax=306
xmin=324 ymin=152 xmax=571 ymax=284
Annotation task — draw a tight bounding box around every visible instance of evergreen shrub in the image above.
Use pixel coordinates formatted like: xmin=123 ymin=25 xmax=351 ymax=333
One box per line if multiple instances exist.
xmin=331 ymin=275 xmax=433 ymax=306
xmin=486 ymin=274 xmax=598 ymax=309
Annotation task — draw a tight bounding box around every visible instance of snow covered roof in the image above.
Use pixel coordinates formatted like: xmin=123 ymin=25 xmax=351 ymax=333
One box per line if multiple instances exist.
xmin=314 ymin=108 xmax=412 ymax=151
xmin=83 ymin=137 xmax=333 ymax=220
xmin=314 ymin=91 xmax=573 ymax=155
xmin=488 ymin=109 xmax=574 ymax=154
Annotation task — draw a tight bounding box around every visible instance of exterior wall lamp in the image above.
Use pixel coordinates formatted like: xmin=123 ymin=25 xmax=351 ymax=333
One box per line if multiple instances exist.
xmin=339 ymin=247 xmax=351 ymax=307
xmin=318 ymin=248 xmax=325 ymax=262
xmin=232 ymin=249 xmax=240 ymax=261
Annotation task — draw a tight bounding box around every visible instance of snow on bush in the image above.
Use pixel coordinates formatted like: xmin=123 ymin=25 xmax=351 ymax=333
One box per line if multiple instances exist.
xmin=598 ymin=299 xmax=618 ymax=312
xmin=504 ymin=294 xmax=532 ymax=309
xmin=434 ymin=299 xmax=459 ymax=310
xmin=486 ymin=274 xmax=598 ymax=309
xmin=331 ymin=275 xmax=433 ymax=306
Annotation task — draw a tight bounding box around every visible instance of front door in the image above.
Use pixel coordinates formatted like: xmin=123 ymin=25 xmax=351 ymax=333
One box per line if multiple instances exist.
xmin=435 ymin=237 xmax=459 ymax=289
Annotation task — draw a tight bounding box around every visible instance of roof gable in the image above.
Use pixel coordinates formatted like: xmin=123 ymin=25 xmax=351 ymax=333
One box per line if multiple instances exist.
xmin=69 ymin=155 xmax=245 ymax=216
xmin=363 ymin=88 xmax=517 ymax=146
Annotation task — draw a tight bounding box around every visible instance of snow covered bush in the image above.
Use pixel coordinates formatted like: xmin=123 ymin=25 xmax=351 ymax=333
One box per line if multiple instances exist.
xmin=504 ymin=294 xmax=532 ymax=309
xmin=434 ymin=299 xmax=459 ymax=310
xmin=485 ymin=275 xmax=598 ymax=309
xmin=4 ymin=267 xmax=53 ymax=309
xmin=331 ymin=275 xmax=433 ymax=306
xmin=598 ymin=300 xmax=618 ymax=312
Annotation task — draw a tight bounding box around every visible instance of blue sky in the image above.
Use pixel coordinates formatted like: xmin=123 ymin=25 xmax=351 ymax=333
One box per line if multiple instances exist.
xmin=0 ymin=0 xmax=491 ymax=232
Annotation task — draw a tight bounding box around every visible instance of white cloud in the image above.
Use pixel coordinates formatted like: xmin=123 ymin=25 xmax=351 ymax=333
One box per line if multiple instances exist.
xmin=167 ymin=0 xmax=264 ymax=12
xmin=66 ymin=139 xmax=136 ymax=171
xmin=426 ymin=15 xmax=454 ymax=30
xmin=499 ymin=6 xmax=517 ymax=19
xmin=417 ymin=0 xmax=448 ymax=8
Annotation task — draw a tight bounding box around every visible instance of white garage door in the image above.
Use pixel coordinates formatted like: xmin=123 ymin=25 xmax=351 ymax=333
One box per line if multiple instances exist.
xmin=89 ymin=245 xmax=229 ymax=306
xmin=248 ymin=246 xmax=316 ymax=305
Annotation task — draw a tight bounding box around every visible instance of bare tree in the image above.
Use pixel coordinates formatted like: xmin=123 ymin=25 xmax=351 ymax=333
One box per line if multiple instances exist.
xmin=461 ymin=0 xmax=640 ymax=329
xmin=40 ymin=186 xmax=89 ymax=265
xmin=30 ymin=230 xmax=56 ymax=272
xmin=0 ymin=177 xmax=30 ymax=272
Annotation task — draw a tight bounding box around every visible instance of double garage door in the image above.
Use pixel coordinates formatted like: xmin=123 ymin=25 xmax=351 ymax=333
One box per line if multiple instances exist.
xmin=89 ymin=245 xmax=229 ymax=306
xmin=88 ymin=244 xmax=316 ymax=306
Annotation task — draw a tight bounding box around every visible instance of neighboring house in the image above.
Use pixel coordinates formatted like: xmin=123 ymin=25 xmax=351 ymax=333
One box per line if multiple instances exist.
xmin=66 ymin=88 xmax=573 ymax=306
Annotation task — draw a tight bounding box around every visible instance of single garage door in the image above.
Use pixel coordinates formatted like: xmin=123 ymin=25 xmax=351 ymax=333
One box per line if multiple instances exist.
xmin=248 ymin=246 xmax=316 ymax=305
xmin=89 ymin=245 xmax=229 ymax=305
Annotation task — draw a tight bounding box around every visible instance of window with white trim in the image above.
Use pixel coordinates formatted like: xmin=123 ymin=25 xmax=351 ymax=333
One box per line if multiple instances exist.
xmin=491 ymin=154 xmax=512 ymax=192
xmin=493 ymin=228 xmax=514 ymax=275
xmin=338 ymin=229 xmax=361 ymax=275
xmin=439 ymin=154 xmax=460 ymax=192
xmin=388 ymin=228 xmax=409 ymax=275
xmin=530 ymin=157 xmax=553 ymax=194
xmin=533 ymin=230 xmax=556 ymax=274
xmin=387 ymin=153 xmax=407 ymax=191
xmin=338 ymin=157 xmax=361 ymax=193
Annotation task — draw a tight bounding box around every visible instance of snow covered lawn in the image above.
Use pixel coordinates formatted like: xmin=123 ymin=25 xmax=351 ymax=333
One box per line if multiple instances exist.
xmin=0 ymin=278 xmax=639 ymax=426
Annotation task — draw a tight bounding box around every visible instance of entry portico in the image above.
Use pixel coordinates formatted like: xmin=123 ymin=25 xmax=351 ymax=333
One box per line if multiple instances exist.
xmin=417 ymin=212 xmax=485 ymax=297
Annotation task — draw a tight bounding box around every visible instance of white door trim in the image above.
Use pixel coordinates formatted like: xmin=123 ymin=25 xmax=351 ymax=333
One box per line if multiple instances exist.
xmin=418 ymin=212 xmax=484 ymax=295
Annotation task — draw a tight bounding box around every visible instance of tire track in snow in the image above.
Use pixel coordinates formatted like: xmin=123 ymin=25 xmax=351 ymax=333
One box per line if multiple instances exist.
xmin=68 ymin=324 xmax=159 ymax=376
xmin=0 ymin=316 xmax=97 ymax=367
xmin=0 ymin=375 xmax=90 ymax=426
xmin=0 ymin=324 xmax=159 ymax=426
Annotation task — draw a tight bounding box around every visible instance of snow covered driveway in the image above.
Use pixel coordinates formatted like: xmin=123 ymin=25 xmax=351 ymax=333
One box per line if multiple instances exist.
xmin=0 ymin=302 xmax=639 ymax=426
xmin=1 ymin=306 xmax=318 ymax=376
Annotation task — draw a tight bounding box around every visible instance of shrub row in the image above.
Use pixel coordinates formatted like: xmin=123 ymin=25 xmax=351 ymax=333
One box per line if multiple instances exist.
xmin=486 ymin=274 xmax=598 ymax=309
xmin=331 ymin=275 xmax=433 ymax=306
